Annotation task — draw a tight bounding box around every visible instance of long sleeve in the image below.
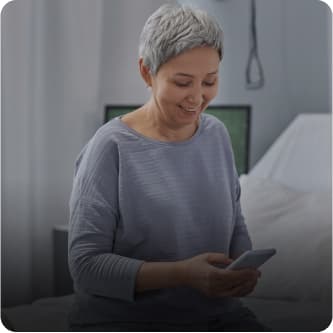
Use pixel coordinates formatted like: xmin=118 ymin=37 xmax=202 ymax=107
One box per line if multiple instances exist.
xmin=68 ymin=128 xmax=144 ymax=302
xmin=229 ymin=174 xmax=253 ymax=259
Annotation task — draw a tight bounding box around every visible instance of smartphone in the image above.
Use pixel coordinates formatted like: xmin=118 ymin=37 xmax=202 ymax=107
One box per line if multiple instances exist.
xmin=226 ymin=248 xmax=276 ymax=270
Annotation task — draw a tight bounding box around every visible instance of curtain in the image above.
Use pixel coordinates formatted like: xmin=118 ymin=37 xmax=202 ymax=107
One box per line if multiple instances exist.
xmin=2 ymin=0 xmax=104 ymax=306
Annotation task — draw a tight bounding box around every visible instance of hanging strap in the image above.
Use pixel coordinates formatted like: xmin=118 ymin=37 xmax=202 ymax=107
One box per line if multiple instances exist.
xmin=246 ymin=0 xmax=265 ymax=89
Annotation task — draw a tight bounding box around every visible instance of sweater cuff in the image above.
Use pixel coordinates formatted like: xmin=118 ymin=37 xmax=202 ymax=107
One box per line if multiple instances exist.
xmin=127 ymin=258 xmax=145 ymax=302
xmin=83 ymin=256 xmax=145 ymax=303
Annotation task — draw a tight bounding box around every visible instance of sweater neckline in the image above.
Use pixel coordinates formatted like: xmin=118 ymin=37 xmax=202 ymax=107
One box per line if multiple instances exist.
xmin=115 ymin=114 xmax=205 ymax=146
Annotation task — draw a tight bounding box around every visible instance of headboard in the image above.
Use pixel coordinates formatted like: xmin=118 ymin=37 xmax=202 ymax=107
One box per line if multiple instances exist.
xmin=105 ymin=105 xmax=251 ymax=175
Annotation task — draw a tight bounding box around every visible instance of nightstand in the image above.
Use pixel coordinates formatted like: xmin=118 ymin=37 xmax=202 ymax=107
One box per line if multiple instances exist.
xmin=53 ymin=224 xmax=73 ymax=296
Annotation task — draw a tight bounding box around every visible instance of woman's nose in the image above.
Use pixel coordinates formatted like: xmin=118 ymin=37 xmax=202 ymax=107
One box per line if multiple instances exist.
xmin=187 ymin=88 xmax=203 ymax=107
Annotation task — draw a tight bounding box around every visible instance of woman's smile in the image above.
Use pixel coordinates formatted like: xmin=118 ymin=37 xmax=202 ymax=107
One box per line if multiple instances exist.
xmin=178 ymin=104 xmax=202 ymax=117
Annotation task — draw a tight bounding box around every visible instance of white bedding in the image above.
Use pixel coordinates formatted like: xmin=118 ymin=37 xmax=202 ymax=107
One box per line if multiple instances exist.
xmin=250 ymin=113 xmax=331 ymax=192
xmin=243 ymin=298 xmax=331 ymax=332
xmin=240 ymin=113 xmax=332 ymax=331
xmin=240 ymin=175 xmax=331 ymax=303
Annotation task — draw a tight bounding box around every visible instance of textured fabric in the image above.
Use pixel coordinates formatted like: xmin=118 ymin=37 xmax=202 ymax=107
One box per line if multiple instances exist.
xmin=240 ymin=175 xmax=332 ymax=303
xmin=249 ymin=114 xmax=331 ymax=192
xmin=69 ymin=304 xmax=268 ymax=331
xmin=68 ymin=113 xmax=252 ymax=325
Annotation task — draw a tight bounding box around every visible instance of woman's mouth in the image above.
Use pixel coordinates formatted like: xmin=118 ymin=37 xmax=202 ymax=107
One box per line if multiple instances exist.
xmin=179 ymin=105 xmax=201 ymax=114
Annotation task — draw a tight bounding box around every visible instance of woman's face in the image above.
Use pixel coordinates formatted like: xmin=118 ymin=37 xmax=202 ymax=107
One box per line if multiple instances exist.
xmin=148 ymin=46 xmax=220 ymax=127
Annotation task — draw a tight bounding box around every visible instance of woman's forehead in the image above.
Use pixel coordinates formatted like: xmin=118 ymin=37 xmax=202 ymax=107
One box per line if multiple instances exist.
xmin=159 ymin=47 xmax=220 ymax=76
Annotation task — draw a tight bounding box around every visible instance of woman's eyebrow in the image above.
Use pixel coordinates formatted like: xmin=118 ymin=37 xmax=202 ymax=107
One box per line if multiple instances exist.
xmin=174 ymin=70 xmax=218 ymax=77
xmin=207 ymin=70 xmax=218 ymax=75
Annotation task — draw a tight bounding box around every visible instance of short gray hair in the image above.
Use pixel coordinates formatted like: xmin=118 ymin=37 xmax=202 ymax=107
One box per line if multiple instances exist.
xmin=139 ymin=3 xmax=223 ymax=75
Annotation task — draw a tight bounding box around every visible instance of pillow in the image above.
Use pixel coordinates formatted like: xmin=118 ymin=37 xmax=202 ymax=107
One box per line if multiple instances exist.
xmin=240 ymin=175 xmax=331 ymax=303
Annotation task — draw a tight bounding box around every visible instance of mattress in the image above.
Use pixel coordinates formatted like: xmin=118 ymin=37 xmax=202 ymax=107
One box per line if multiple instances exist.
xmin=2 ymin=294 xmax=331 ymax=332
xmin=2 ymin=295 xmax=74 ymax=332
xmin=243 ymin=297 xmax=331 ymax=332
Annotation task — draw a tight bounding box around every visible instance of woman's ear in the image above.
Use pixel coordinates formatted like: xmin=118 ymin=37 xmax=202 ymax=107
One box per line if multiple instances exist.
xmin=139 ymin=58 xmax=152 ymax=87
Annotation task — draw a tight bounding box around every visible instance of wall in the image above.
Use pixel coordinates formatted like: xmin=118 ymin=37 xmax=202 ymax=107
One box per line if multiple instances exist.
xmin=2 ymin=0 xmax=104 ymax=306
xmin=284 ymin=0 xmax=331 ymax=115
xmin=2 ymin=0 xmax=34 ymax=306
xmin=99 ymin=0 xmax=170 ymax=106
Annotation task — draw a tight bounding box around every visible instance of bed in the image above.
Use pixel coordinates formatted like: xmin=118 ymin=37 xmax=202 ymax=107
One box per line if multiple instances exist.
xmin=241 ymin=113 xmax=332 ymax=331
xmin=2 ymin=113 xmax=331 ymax=331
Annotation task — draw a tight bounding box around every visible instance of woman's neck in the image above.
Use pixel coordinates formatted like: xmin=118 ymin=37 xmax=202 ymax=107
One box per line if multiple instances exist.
xmin=142 ymin=101 xmax=199 ymax=142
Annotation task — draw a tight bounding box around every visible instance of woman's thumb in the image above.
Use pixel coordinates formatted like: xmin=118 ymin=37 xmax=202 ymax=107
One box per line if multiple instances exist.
xmin=206 ymin=253 xmax=233 ymax=267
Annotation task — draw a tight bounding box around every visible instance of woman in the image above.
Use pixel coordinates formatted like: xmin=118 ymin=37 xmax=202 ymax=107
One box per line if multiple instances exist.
xmin=68 ymin=3 xmax=266 ymax=331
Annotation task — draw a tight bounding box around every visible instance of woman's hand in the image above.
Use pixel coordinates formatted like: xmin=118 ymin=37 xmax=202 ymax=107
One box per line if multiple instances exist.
xmin=181 ymin=252 xmax=260 ymax=298
xmin=135 ymin=252 xmax=260 ymax=297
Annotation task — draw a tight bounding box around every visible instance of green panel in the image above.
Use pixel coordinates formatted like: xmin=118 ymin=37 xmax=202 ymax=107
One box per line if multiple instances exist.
xmin=105 ymin=106 xmax=250 ymax=174
xmin=205 ymin=108 xmax=249 ymax=175
xmin=105 ymin=108 xmax=132 ymax=120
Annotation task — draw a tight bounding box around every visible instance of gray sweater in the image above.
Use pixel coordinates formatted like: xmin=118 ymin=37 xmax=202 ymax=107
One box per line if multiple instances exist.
xmin=68 ymin=113 xmax=252 ymax=325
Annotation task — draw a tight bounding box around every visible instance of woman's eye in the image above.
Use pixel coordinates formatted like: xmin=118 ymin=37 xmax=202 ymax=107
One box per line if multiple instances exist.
xmin=175 ymin=82 xmax=191 ymax=87
xmin=174 ymin=81 xmax=216 ymax=87
xmin=203 ymin=81 xmax=216 ymax=86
